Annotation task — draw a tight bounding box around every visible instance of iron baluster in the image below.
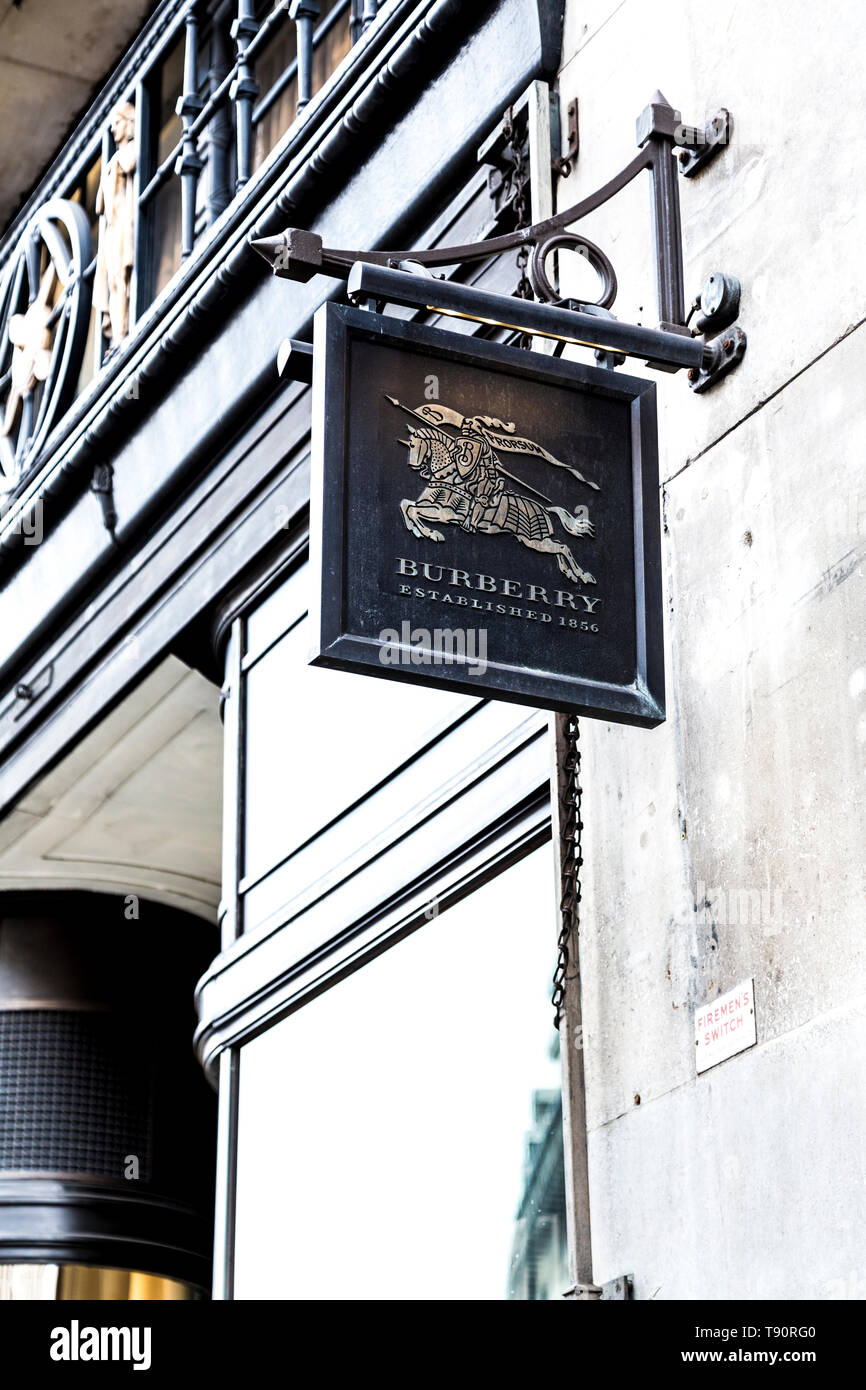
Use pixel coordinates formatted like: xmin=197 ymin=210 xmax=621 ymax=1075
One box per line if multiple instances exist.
xmin=350 ymin=0 xmax=377 ymax=43
xmin=176 ymin=4 xmax=205 ymax=261
xmin=230 ymin=0 xmax=259 ymax=192
xmin=291 ymin=0 xmax=321 ymax=112
xmin=201 ymin=10 xmax=234 ymax=226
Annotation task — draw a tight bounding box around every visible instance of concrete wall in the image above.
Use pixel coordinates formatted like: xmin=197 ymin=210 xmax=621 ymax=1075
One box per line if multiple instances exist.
xmin=557 ymin=0 xmax=866 ymax=1298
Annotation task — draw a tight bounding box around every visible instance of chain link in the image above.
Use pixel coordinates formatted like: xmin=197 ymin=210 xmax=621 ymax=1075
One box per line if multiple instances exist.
xmin=503 ymin=109 xmax=533 ymax=302
xmin=552 ymin=713 xmax=583 ymax=1029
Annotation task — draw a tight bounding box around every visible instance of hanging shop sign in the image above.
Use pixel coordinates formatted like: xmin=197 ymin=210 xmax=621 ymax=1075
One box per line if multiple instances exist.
xmin=308 ymin=303 xmax=665 ymax=726
xmin=258 ymin=91 xmax=748 ymax=725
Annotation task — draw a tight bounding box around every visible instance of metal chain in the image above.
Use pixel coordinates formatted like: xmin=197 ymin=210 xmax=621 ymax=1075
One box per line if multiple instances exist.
xmin=503 ymin=109 xmax=533 ymax=301
xmin=552 ymin=712 xmax=583 ymax=1029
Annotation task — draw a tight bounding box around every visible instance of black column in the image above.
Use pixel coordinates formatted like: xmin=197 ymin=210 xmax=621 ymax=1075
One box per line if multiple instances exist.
xmin=0 ymin=893 xmax=217 ymax=1293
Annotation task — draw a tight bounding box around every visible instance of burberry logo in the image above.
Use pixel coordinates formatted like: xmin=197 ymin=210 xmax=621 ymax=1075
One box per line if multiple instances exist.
xmin=396 ymin=558 xmax=602 ymax=613
xmin=387 ymin=395 xmax=599 ymax=586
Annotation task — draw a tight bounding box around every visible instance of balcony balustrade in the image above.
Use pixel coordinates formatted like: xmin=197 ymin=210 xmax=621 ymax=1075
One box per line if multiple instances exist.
xmin=0 ymin=0 xmax=378 ymax=498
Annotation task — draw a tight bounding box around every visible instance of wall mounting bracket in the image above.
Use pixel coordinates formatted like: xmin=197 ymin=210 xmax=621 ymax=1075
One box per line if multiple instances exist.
xmin=676 ymin=108 xmax=731 ymax=177
xmin=688 ymin=324 xmax=747 ymax=393
xmin=90 ymin=461 xmax=118 ymax=540
xmin=563 ymin=1273 xmax=632 ymax=1300
xmin=251 ymin=91 xmax=746 ymax=391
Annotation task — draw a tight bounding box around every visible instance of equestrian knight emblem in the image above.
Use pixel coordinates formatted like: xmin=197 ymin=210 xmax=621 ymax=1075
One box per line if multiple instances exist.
xmin=386 ymin=395 xmax=599 ymax=585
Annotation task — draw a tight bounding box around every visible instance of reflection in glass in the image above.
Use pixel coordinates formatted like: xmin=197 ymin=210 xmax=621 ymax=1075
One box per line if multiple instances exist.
xmin=506 ymin=1072 xmax=569 ymax=1299
xmin=252 ymin=0 xmax=352 ymax=171
xmin=234 ymin=846 xmax=568 ymax=1300
xmin=0 ymin=1264 xmax=199 ymax=1300
xmin=150 ymin=35 xmax=185 ymax=297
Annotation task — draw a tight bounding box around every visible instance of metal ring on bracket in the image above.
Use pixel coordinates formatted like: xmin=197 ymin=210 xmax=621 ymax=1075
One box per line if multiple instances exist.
xmin=528 ymin=231 xmax=618 ymax=310
xmin=392 ymin=258 xmax=438 ymax=278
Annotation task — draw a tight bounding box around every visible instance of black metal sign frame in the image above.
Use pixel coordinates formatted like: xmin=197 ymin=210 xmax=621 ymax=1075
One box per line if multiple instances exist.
xmin=310 ymin=302 xmax=664 ymax=726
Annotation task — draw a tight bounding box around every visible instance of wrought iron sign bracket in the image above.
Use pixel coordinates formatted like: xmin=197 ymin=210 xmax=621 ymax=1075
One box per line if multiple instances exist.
xmin=90 ymin=461 xmax=119 ymax=541
xmin=676 ymin=108 xmax=732 ymax=178
xmin=251 ymin=91 xmax=746 ymax=393
xmin=559 ymin=98 xmax=580 ymax=178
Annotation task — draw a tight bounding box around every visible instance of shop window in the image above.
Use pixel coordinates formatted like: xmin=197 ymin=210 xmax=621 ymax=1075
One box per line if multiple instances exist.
xmin=240 ymin=562 xmax=473 ymax=888
xmin=233 ymin=846 xmax=568 ymax=1300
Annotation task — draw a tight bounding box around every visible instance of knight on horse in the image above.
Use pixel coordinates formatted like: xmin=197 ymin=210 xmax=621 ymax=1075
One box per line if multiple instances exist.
xmin=385 ymin=396 xmax=600 ymax=586
xmin=448 ymin=416 xmax=505 ymax=531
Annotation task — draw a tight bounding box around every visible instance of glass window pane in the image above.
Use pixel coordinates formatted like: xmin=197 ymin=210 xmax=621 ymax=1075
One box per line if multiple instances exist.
xmin=147 ymin=33 xmax=185 ymax=300
xmin=309 ymin=2 xmax=351 ymax=95
xmin=252 ymin=0 xmax=351 ymax=171
xmin=234 ymin=846 xmax=568 ymax=1300
xmin=252 ymin=21 xmax=297 ymax=172
xmin=156 ymin=35 xmax=184 ymax=166
xmin=242 ymin=564 xmax=473 ymax=885
xmin=152 ymin=178 xmax=182 ymax=297
xmin=243 ymin=560 xmax=307 ymax=659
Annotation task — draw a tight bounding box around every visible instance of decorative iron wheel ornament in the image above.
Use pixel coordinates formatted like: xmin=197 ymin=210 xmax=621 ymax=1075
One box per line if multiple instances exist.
xmin=0 ymin=198 xmax=93 ymax=493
